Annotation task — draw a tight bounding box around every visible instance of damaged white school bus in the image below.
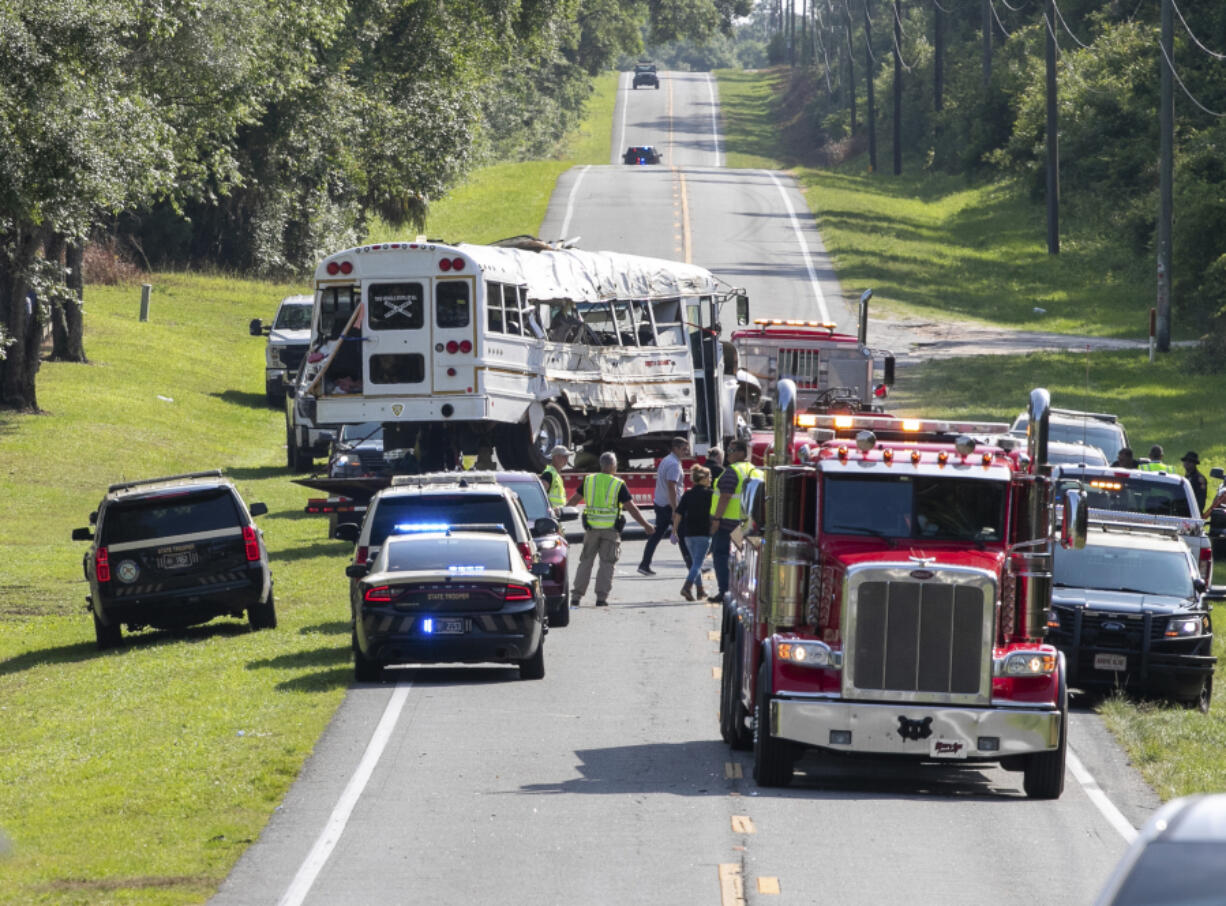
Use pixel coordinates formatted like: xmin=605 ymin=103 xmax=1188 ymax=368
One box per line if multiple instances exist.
xmin=285 ymin=237 xmax=750 ymax=472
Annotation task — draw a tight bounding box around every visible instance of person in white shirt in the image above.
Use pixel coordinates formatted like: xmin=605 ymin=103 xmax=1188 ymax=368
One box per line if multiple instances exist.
xmin=637 ymin=436 xmax=689 ymax=576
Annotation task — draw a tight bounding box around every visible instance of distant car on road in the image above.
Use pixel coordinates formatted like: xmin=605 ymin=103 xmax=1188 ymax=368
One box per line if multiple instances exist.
xmin=632 ymin=62 xmax=658 ymax=89
xmin=346 ymin=528 xmax=548 ymax=682
xmin=250 ymin=294 xmax=313 ymax=404
xmin=623 ymin=145 xmax=662 ymax=165
xmin=1046 ymin=522 xmax=1214 ymax=711
xmin=1009 ymin=407 xmax=1129 ymax=465
xmin=1093 ymin=793 xmax=1226 ymax=905
xmin=72 ymin=470 xmax=274 ymax=648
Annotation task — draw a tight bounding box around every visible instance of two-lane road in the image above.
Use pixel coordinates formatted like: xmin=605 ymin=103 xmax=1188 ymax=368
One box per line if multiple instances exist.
xmin=212 ymin=71 xmax=1156 ymax=906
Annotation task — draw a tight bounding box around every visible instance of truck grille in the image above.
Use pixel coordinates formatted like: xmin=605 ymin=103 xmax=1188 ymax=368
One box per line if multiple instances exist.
xmin=845 ymin=570 xmax=994 ymax=704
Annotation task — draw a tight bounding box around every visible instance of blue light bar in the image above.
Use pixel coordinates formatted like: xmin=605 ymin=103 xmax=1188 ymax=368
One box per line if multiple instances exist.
xmin=391 ymin=522 xmax=451 ymax=534
xmin=422 ymin=618 xmax=433 ymax=634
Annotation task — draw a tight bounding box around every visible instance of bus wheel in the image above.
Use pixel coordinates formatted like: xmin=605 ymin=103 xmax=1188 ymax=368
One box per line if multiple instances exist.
xmin=520 ymin=403 xmax=570 ymax=472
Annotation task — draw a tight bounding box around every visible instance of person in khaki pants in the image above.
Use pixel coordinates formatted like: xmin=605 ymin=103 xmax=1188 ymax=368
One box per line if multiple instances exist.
xmin=566 ymin=451 xmax=652 ymax=606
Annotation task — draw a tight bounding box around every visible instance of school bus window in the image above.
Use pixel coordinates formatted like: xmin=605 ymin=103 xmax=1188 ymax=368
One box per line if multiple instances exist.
xmin=486 ymin=282 xmax=505 ymax=334
xmin=436 ymin=280 xmax=470 ymax=328
xmin=369 ymin=354 xmax=425 ymax=384
xmin=503 ymin=285 xmax=524 ymax=336
xmin=320 ymin=287 xmax=358 ymax=340
xmin=369 ymin=283 xmax=423 ymax=331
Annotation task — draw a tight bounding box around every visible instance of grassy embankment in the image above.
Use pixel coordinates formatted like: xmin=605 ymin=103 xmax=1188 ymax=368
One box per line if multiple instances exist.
xmin=0 ymin=72 xmax=617 ymax=906
xmin=715 ymin=67 xmax=1226 ymax=799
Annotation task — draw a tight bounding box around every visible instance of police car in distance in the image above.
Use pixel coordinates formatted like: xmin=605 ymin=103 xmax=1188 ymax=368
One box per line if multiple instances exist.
xmin=623 ymin=145 xmax=662 ymax=165
xmin=346 ymin=527 xmax=548 ymax=682
xmin=71 ymin=470 xmax=274 ymax=649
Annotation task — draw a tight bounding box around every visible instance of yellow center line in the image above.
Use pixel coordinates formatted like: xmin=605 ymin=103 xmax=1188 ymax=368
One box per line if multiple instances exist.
xmin=680 ymin=171 xmax=692 ymax=264
xmin=717 ymin=864 xmax=745 ymax=906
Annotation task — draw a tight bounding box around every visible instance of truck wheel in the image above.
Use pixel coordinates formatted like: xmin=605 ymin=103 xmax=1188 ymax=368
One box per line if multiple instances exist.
xmin=1023 ymin=656 xmax=1068 ymax=799
xmin=93 ymin=610 xmax=122 ymax=650
xmin=519 ymin=641 xmax=546 ymax=680
xmin=547 ymin=577 xmax=571 ymax=628
xmin=753 ymin=662 xmax=795 ymax=787
xmin=353 ymin=631 xmax=384 ymax=683
xmin=248 ymin=592 xmax=277 ymax=631
xmin=720 ymin=630 xmax=752 ymax=750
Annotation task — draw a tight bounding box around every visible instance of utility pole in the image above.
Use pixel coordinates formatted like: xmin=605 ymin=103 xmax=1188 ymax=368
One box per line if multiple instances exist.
xmin=866 ymin=0 xmax=878 ymax=171
xmin=893 ymin=0 xmax=902 ymax=175
xmin=846 ymin=0 xmax=857 ymax=132
xmin=1044 ymin=0 xmax=1060 ymax=254
xmin=1157 ymin=0 xmax=1173 ymax=351
xmin=933 ymin=0 xmax=944 ymax=112
xmin=982 ymin=0 xmax=992 ymax=89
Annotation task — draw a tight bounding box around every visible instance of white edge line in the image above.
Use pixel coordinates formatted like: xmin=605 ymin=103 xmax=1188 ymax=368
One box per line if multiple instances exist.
xmin=277 ymin=683 xmax=413 ymax=906
xmin=616 ymin=71 xmax=628 ymax=164
xmin=559 ymin=165 xmax=589 ymax=239
xmin=762 ymin=170 xmax=831 ymax=323
xmin=706 ymin=73 xmax=723 ymax=168
xmin=1067 ymin=748 xmax=1138 ymax=843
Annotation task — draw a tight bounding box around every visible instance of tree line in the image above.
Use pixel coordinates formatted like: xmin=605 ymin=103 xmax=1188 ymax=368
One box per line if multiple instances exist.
xmin=0 ymin=0 xmax=749 ymax=411
xmin=748 ymin=0 xmax=1226 ymax=363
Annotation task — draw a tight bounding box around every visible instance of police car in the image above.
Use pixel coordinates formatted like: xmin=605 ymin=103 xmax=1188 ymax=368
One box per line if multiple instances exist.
xmin=346 ymin=527 xmax=548 ymax=682
xmin=71 ymin=470 xmax=274 ymax=649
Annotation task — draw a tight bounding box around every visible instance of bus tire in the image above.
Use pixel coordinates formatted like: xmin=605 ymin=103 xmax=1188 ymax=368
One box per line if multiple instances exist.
xmin=530 ymin=403 xmax=571 ymax=472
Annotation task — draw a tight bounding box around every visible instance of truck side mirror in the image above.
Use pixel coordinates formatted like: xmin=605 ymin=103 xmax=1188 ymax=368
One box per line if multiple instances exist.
xmin=1211 ymin=467 xmax=1225 ymax=480
xmin=249 ymin=318 xmax=263 ymax=336
xmin=883 ymin=355 xmax=895 ymax=387
xmin=1059 ymin=488 xmax=1088 ymax=550
xmin=736 ymin=293 xmax=750 ymax=326
xmin=334 ymin=523 xmax=360 ymax=543
xmin=533 ymin=516 xmax=560 ymax=537
xmin=249 ymin=502 xmax=268 ymax=517
xmin=345 ymin=563 xmax=369 ymax=579
xmin=71 ymin=527 xmax=93 ymax=541
xmin=558 ymin=506 xmax=579 ymax=522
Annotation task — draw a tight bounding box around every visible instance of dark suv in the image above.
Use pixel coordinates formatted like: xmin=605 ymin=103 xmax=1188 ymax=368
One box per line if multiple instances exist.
xmin=72 ymin=470 xmax=274 ymax=649
xmin=1047 ymin=523 xmax=1214 ymax=711
xmin=632 ymin=62 xmax=659 ymax=89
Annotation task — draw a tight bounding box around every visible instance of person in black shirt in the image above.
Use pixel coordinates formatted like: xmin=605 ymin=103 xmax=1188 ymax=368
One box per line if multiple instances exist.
xmin=672 ymin=465 xmax=714 ymax=600
xmin=1181 ymin=451 xmax=1209 ymax=513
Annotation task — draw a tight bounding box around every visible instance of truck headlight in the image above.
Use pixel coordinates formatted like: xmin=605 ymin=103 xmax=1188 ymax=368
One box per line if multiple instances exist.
xmin=268 ymin=347 xmax=283 ymax=367
xmin=1165 ymin=617 xmax=1207 ymax=638
xmin=776 ymin=640 xmax=841 ymax=669
xmin=995 ymin=651 xmax=1057 ymax=677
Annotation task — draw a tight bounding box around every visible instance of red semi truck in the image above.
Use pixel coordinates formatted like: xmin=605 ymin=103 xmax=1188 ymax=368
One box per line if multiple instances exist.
xmin=719 ymin=382 xmax=1086 ymax=798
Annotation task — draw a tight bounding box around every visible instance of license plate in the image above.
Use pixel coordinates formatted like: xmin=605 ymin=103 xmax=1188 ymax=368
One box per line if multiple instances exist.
xmin=158 ymin=551 xmax=197 ymax=570
xmin=1095 ymin=653 xmax=1127 ymax=672
xmin=424 ymin=617 xmax=466 ymax=635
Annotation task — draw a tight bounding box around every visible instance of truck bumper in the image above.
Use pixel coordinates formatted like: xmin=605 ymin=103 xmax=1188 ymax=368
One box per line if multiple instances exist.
xmin=772 ymin=697 xmax=1062 ymax=759
xmin=317 ymin=395 xmax=495 ymax=425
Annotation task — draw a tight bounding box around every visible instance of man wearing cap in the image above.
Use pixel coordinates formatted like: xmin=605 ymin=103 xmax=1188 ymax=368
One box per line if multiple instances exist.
xmin=1181 ymin=451 xmax=1209 ymax=513
xmin=539 ymin=445 xmax=571 ymax=512
xmin=565 ymin=451 xmax=652 ymax=606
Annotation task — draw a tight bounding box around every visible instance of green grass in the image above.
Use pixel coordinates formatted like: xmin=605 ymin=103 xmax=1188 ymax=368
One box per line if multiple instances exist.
xmin=716 ymin=67 xmax=1226 ymax=801
xmin=368 ymin=71 xmax=618 ymax=245
xmin=715 ymin=68 xmax=1165 ymax=340
xmin=0 ymin=73 xmax=617 ymax=906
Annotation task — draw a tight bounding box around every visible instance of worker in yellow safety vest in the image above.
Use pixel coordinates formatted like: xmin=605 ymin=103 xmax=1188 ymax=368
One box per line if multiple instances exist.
xmin=707 ymin=439 xmax=757 ymax=603
xmin=1138 ymin=444 xmax=1171 ymax=472
xmin=539 ymin=445 xmax=570 ymax=511
xmin=564 ymin=451 xmax=652 ymax=607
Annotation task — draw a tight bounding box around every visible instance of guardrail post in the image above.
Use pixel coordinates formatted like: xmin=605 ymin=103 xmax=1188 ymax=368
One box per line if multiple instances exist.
xmin=140 ymin=284 xmax=152 ymax=322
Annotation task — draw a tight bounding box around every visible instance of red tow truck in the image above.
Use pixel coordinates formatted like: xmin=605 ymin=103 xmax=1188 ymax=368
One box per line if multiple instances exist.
xmin=719 ymin=382 xmax=1086 ymax=797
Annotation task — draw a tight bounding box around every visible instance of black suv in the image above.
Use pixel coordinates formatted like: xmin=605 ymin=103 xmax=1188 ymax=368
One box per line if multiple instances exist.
xmin=632 ymin=62 xmax=659 ymax=89
xmin=1047 ymin=523 xmax=1214 ymax=711
xmin=72 ymin=470 xmax=274 ymax=649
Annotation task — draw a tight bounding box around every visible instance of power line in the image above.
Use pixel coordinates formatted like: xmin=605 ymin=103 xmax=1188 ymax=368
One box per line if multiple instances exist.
xmin=996 ymin=0 xmax=1030 ymax=11
xmin=891 ymin=5 xmax=916 ymax=72
xmin=1051 ymin=0 xmax=1091 ymax=50
xmin=989 ymin=0 xmax=1013 ymax=40
xmin=932 ymin=0 xmax=953 ymax=14
xmin=1158 ymin=38 xmax=1226 ymax=117
xmin=1170 ymin=0 xmax=1226 ymax=62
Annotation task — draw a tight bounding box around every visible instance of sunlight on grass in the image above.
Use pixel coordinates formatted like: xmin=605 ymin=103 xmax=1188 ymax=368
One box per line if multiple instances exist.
xmin=0 ymin=74 xmax=619 ymax=905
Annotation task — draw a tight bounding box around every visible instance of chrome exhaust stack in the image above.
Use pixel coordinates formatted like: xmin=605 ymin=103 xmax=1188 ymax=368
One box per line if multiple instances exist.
xmin=764 ymin=380 xmax=799 ymax=627
xmin=1024 ymin=387 xmax=1052 ymax=641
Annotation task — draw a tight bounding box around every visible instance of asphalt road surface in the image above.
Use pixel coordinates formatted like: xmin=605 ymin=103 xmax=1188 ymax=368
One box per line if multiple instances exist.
xmin=213 ymin=71 xmax=1160 ymax=905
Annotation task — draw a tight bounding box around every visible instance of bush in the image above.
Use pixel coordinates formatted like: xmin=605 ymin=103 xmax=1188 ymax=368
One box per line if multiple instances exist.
xmin=82 ymin=239 xmax=144 ymax=285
